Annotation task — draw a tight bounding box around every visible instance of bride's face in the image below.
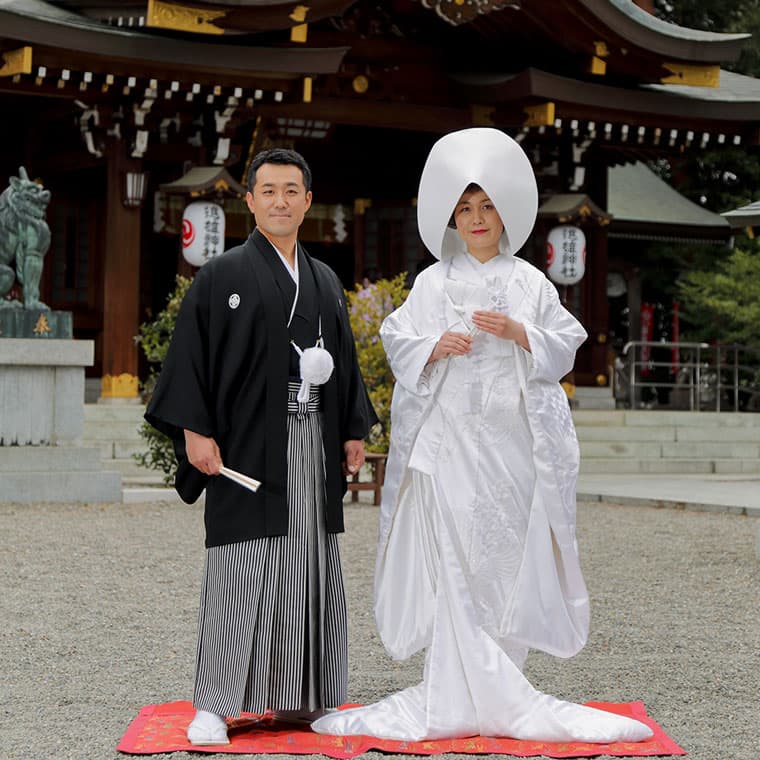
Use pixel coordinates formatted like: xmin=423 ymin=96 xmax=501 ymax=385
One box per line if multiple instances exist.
xmin=452 ymin=187 xmax=504 ymax=260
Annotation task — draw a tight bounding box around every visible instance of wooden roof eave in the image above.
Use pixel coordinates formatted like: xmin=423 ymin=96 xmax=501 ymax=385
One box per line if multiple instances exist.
xmin=152 ymin=0 xmax=356 ymax=34
xmin=20 ymin=45 xmax=306 ymax=87
xmin=608 ymin=219 xmax=732 ymax=243
xmin=721 ymin=201 xmax=760 ymax=228
xmin=576 ymin=0 xmax=749 ymax=63
xmin=0 ymin=0 xmax=348 ymax=76
xmin=255 ymin=97 xmax=472 ymax=134
xmin=453 ymin=68 xmax=760 ymax=127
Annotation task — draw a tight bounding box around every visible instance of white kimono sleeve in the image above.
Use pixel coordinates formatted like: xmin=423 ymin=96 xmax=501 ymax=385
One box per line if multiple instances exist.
xmin=380 ymin=273 xmax=442 ymax=396
xmin=523 ymin=277 xmax=587 ymax=382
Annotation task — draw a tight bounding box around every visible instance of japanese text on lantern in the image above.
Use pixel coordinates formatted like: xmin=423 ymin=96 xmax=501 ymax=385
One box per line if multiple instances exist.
xmin=181 ymin=201 xmax=226 ymax=267
xmin=547 ymin=225 xmax=586 ymax=286
xmin=203 ymin=203 xmax=221 ymax=261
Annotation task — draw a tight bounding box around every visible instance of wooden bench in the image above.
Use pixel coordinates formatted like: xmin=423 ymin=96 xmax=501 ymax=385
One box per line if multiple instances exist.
xmin=347 ymin=451 xmax=387 ymax=506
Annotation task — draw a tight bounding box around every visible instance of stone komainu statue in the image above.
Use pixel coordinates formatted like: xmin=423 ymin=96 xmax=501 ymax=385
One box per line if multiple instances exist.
xmin=0 ymin=167 xmax=51 ymax=310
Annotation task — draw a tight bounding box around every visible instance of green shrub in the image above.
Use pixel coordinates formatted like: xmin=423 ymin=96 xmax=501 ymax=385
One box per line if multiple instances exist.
xmin=133 ymin=275 xmax=193 ymax=484
xmin=677 ymin=246 xmax=760 ymax=346
xmin=347 ymin=274 xmax=409 ymax=453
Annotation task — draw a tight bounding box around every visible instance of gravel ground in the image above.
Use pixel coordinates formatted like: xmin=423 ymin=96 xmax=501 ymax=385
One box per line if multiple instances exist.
xmin=0 ymin=497 xmax=757 ymax=760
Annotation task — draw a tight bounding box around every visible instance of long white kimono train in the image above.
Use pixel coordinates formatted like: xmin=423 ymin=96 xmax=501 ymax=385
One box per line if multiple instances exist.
xmin=312 ymin=251 xmax=653 ymax=743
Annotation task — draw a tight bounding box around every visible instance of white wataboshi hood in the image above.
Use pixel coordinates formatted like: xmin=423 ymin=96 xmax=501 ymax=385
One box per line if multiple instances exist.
xmin=417 ymin=127 xmax=539 ymax=260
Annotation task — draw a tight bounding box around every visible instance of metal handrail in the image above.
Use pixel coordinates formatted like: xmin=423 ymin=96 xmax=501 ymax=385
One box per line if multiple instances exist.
xmin=618 ymin=341 xmax=760 ymax=412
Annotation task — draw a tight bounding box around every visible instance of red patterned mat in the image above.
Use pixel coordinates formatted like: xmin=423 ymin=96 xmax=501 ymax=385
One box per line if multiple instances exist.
xmin=117 ymin=701 xmax=685 ymax=757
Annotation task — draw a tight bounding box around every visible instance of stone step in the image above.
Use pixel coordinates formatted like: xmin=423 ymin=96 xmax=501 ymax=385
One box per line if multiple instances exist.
xmin=109 ymin=457 xmax=166 ymax=481
xmin=78 ymin=440 xmax=148 ymax=460
xmin=82 ymin=420 xmax=143 ymax=440
xmin=579 ymin=458 xmax=760 ymax=475
xmin=576 ymin=425 xmax=760 ymax=443
xmin=580 ymin=442 xmax=663 ymax=458
xmin=122 ymin=487 xmax=192 ymax=505
xmin=0 ymin=470 xmax=122 ymax=502
xmin=122 ymin=472 xmax=170 ymax=487
xmin=576 ymin=426 xmax=677 ymax=442
xmin=675 ymin=427 xmax=760 ymax=442
xmin=580 ymin=440 xmax=760 ymax=459
xmin=573 ymin=386 xmax=616 ymax=410
xmin=573 ymin=410 xmax=760 ymax=428
xmin=572 ymin=410 xmax=627 ymax=427
xmin=84 ymin=403 xmax=146 ymax=422
xmin=622 ymin=411 xmax=760 ymax=428
xmin=661 ymin=442 xmax=760 ymax=459
xmin=0 ymin=446 xmax=102 ymax=472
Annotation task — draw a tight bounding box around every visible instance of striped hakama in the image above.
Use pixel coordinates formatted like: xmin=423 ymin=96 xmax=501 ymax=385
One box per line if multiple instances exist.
xmin=193 ymin=382 xmax=348 ymax=717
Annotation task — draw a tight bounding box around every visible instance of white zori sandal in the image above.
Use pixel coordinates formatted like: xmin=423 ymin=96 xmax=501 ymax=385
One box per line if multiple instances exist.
xmin=187 ymin=710 xmax=230 ymax=745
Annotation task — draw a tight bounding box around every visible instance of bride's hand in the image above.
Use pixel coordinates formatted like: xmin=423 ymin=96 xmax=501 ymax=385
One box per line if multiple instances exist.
xmin=472 ymin=310 xmax=531 ymax=351
xmin=428 ymin=330 xmax=472 ymax=363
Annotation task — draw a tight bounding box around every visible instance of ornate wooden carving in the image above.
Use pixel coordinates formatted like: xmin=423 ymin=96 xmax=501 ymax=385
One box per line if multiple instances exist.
xmin=421 ymin=0 xmax=518 ymax=25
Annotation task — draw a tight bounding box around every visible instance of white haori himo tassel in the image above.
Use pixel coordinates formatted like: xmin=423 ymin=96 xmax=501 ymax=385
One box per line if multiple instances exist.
xmin=292 ymin=340 xmax=334 ymax=402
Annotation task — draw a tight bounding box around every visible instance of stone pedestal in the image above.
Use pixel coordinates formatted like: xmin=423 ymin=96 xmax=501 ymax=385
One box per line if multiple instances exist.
xmin=0 ymin=338 xmax=122 ymax=502
xmin=0 ymin=309 xmax=72 ymax=338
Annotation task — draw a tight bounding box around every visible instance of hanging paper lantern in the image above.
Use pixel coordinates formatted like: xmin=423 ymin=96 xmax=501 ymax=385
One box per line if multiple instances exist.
xmin=182 ymin=201 xmax=225 ymax=266
xmin=546 ymin=225 xmax=586 ymax=285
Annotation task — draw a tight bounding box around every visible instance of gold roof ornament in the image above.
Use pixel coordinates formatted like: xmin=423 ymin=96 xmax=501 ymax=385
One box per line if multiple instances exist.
xmin=420 ymin=0 xmax=519 ymax=25
xmin=538 ymin=194 xmax=611 ymax=226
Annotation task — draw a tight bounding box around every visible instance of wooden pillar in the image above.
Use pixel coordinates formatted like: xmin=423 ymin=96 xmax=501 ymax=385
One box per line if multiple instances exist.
xmin=584 ymin=227 xmax=610 ymax=387
xmin=583 ymin=153 xmax=610 ymax=387
xmin=100 ymin=139 xmax=142 ymax=400
xmin=353 ymin=198 xmax=371 ymax=284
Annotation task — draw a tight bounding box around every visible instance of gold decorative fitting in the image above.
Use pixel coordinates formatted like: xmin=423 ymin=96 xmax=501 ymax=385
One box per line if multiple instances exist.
xmin=352 ymin=75 xmax=369 ymax=94
xmin=661 ymin=63 xmax=719 ymax=88
xmin=354 ymin=198 xmax=372 ymax=215
xmin=523 ymin=102 xmax=555 ymax=127
xmin=593 ymin=41 xmax=609 ymax=58
xmin=303 ymin=76 xmax=313 ymax=103
xmin=589 ymin=56 xmax=607 ymax=76
xmin=597 ymin=333 xmax=607 ymax=344
xmin=289 ymin=5 xmax=309 ymax=22
xmin=595 ymin=373 xmax=608 ymax=387
xmin=471 ymin=104 xmax=495 ymax=126
xmin=0 ymin=46 xmax=33 ymax=77
xmin=290 ymin=23 xmax=308 ymax=43
xmin=101 ymin=373 xmax=140 ymax=398
xmin=147 ymin=0 xmax=225 ymax=35
xmin=33 ymin=314 xmax=51 ymax=336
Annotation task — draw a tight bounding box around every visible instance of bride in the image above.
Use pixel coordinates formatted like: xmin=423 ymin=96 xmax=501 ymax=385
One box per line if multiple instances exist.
xmin=312 ymin=128 xmax=652 ymax=744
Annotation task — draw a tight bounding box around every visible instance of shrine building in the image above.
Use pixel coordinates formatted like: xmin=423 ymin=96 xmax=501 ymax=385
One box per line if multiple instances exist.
xmin=1 ymin=0 xmax=759 ymax=396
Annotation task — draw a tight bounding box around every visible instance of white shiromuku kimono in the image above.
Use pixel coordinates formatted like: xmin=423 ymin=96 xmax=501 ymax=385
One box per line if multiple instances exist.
xmin=312 ymin=128 xmax=652 ymax=744
xmin=313 ymin=253 xmax=651 ymax=743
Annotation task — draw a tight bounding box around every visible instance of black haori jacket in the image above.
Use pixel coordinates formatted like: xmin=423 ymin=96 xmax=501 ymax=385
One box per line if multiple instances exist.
xmin=145 ymin=229 xmax=377 ymax=547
